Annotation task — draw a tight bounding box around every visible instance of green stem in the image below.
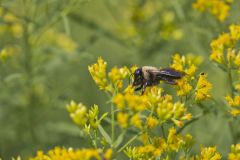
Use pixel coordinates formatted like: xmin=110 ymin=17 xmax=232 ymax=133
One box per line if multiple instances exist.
xmin=161 ymin=124 xmax=166 ymax=139
xmin=227 ymin=67 xmax=237 ymax=143
xmin=23 ymin=20 xmax=37 ymax=143
xmin=111 ymin=102 xmax=115 ymax=147
xmin=177 ymin=113 xmax=203 ymax=134
xmin=227 ymin=69 xmax=234 ymax=97
xmin=117 ymin=132 xmax=142 ymax=153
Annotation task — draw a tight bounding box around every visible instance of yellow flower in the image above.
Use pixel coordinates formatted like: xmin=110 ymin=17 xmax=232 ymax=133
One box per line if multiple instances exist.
xmin=88 ymin=57 xmax=111 ymax=91
xmin=30 ymin=147 xmax=110 ymax=160
xmin=235 ymin=83 xmax=240 ymax=91
xmin=152 ymin=137 xmax=167 ymax=156
xmin=210 ymin=25 xmax=240 ymax=65
xmin=171 ymin=53 xmax=202 ymax=96
xmin=11 ymin=23 xmax=23 ymax=38
xmin=195 ymin=146 xmax=221 ymax=160
xmin=227 ymin=48 xmax=236 ymax=64
xmin=108 ymin=66 xmax=129 ymax=89
xmin=0 ymin=47 xmax=16 ymax=61
xmin=104 ymin=149 xmax=112 ymax=160
xmin=3 ymin=13 xmax=18 ymax=22
xmin=140 ymin=133 xmax=149 ymax=144
xmin=125 ymin=93 xmax=148 ymax=111
xmin=234 ymin=51 xmax=240 ymax=66
xmin=225 ymin=95 xmax=240 ymax=116
xmin=113 ymin=94 xmax=125 ymax=110
xmin=195 ymin=72 xmax=212 ymax=101
xmin=146 ymin=116 xmax=159 ymax=129
xmin=171 ymin=54 xmax=185 ymax=71
xmin=176 ymin=77 xmax=193 ymax=96
xmin=230 ymin=109 xmax=240 ymax=117
xmin=55 ymin=33 xmax=78 ymax=52
xmin=66 ymin=101 xmax=87 ymax=126
xmin=172 ymin=119 xmax=184 ymax=127
xmin=117 ymin=112 xmax=129 ymax=128
xmin=130 ymin=113 xmax=142 ymax=129
xmin=193 ymin=0 xmax=233 ymax=21
xmin=167 ymin=128 xmax=183 ymax=152
xmin=230 ymin=24 xmax=240 ymax=40
xmin=225 ymin=95 xmax=240 ymax=106
xmin=228 ymin=144 xmax=240 ymax=160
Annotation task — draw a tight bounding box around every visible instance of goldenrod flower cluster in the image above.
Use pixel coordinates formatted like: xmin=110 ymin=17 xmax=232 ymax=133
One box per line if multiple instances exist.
xmin=88 ymin=57 xmax=130 ymax=93
xmin=114 ymin=86 xmax=192 ymax=129
xmin=193 ymin=146 xmax=222 ymax=160
xmin=170 ymin=54 xmax=212 ymax=102
xmin=210 ymin=24 xmax=240 ymax=65
xmin=210 ymin=24 xmax=240 ymax=116
xmin=171 ymin=54 xmax=198 ymax=96
xmin=225 ymin=95 xmax=240 ymax=116
xmin=66 ymin=100 xmax=87 ymax=126
xmin=228 ymin=144 xmax=240 ymax=160
xmin=66 ymin=100 xmax=107 ymax=130
xmin=30 ymin=147 xmax=112 ymax=160
xmin=125 ymin=128 xmax=193 ymax=159
xmin=193 ymin=0 xmax=233 ymax=21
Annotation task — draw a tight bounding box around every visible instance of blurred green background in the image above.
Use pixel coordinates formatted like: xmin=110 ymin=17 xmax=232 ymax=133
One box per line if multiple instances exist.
xmin=0 ymin=0 xmax=240 ymax=159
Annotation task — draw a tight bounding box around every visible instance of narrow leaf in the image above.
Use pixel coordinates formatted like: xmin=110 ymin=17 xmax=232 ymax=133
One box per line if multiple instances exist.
xmin=98 ymin=125 xmax=112 ymax=144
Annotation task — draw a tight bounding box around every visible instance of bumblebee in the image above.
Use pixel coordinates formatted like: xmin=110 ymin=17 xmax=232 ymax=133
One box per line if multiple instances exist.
xmin=132 ymin=66 xmax=185 ymax=94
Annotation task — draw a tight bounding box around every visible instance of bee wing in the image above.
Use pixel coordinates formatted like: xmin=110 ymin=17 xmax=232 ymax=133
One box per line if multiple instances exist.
xmin=157 ymin=68 xmax=185 ymax=79
xmin=160 ymin=76 xmax=177 ymax=85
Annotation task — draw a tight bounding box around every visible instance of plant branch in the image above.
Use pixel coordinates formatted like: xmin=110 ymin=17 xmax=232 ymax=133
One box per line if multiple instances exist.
xmin=177 ymin=113 xmax=203 ymax=134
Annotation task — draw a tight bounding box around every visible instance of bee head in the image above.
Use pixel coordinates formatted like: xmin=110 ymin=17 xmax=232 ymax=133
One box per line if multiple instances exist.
xmin=132 ymin=68 xmax=143 ymax=86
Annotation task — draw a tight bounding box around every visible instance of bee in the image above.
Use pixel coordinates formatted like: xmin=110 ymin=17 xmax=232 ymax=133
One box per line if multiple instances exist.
xmin=132 ymin=66 xmax=185 ymax=94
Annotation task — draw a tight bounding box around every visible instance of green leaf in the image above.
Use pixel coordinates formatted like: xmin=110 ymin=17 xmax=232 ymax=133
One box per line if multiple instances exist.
xmin=98 ymin=125 xmax=112 ymax=144
xmin=114 ymin=131 xmax=125 ymax=148
xmin=99 ymin=112 xmax=108 ymax=122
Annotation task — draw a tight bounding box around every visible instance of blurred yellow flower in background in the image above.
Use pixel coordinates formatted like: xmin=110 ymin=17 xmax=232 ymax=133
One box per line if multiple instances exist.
xmin=117 ymin=112 xmax=129 ymax=128
xmin=193 ymin=0 xmax=233 ymax=21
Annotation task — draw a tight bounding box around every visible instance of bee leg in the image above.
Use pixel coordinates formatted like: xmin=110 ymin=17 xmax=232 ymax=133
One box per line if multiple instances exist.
xmin=134 ymin=85 xmax=143 ymax=91
xmin=141 ymin=82 xmax=148 ymax=95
